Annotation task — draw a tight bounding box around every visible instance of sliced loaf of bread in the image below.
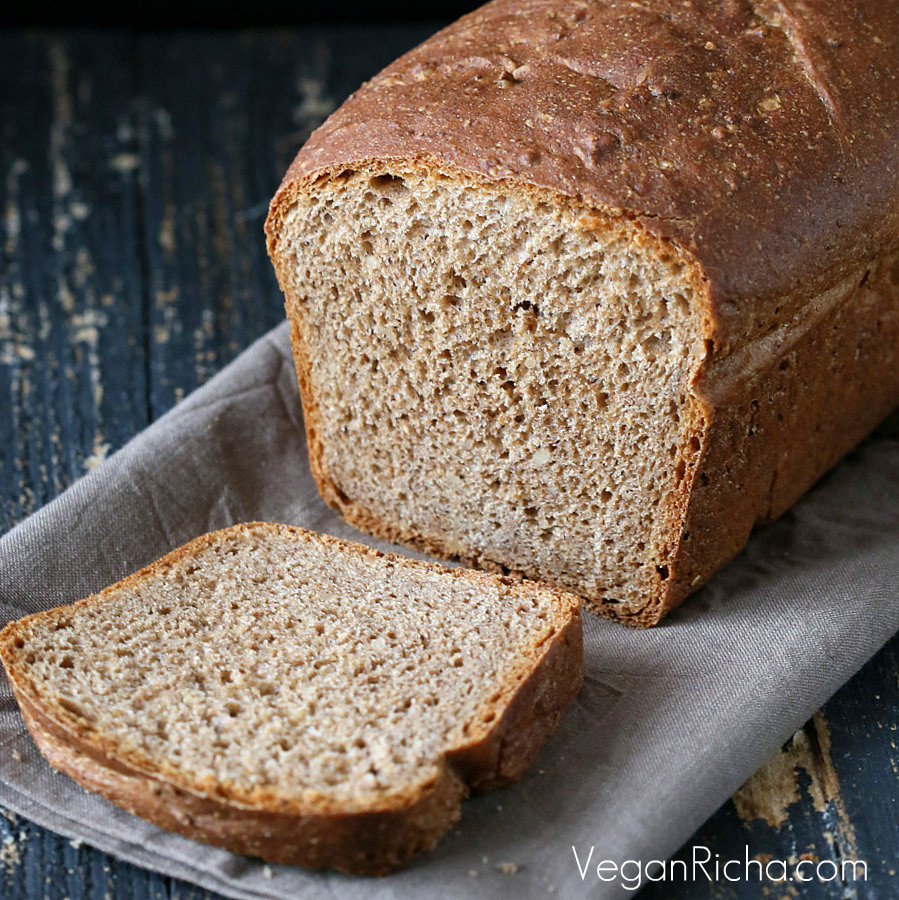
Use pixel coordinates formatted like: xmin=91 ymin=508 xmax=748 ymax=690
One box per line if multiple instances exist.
xmin=0 ymin=522 xmax=581 ymax=875
xmin=266 ymin=0 xmax=899 ymax=626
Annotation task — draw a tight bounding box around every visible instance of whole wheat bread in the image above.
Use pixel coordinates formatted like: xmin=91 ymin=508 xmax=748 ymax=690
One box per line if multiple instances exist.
xmin=266 ymin=0 xmax=899 ymax=626
xmin=0 ymin=523 xmax=582 ymax=875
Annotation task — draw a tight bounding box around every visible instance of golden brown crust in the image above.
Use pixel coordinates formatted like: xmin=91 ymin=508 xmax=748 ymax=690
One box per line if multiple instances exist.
xmin=0 ymin=523 xmax=582 ymax=874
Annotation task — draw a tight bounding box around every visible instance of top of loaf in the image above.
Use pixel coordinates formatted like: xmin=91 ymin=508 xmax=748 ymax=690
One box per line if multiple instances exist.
xmin=271 ymin=0 xmax=899 ymax=349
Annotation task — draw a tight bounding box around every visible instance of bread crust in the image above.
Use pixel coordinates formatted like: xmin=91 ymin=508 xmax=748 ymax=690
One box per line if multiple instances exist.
xmin=266 ymin=0 xmax=899 ymax=626
xmin=662 ymin=251 xmax=899 ymax=617
xmin=0 ymin=523 xmax=583 ymax=875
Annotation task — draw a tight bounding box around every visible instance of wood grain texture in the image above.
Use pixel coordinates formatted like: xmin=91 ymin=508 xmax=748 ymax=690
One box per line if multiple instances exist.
xmin=0 ymin=27 xmax=896 ymax=900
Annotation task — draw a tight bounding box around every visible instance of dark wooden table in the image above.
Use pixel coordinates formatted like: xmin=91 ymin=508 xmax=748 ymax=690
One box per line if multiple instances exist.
xmin=0 ymin=28 xmax=896 ymax=899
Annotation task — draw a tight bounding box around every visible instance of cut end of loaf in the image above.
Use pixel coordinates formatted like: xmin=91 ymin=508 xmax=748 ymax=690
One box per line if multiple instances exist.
xmin=0 ymin=523 xmax=581 ymax=873
xmin=269 ymin=167 xmax=712 ymax=625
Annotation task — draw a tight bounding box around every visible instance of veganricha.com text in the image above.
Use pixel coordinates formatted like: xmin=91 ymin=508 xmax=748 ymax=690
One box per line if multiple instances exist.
xmin=572 ymin=844 xmax=868 ymax=892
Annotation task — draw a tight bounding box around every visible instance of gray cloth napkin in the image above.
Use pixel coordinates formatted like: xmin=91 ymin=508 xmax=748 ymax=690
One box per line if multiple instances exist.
xmin=1 ymin=321 xmax=896 ymax=900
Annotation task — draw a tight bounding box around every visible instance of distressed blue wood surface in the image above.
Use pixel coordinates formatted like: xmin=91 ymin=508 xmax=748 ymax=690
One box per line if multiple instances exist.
xmin=0 ymin=29 xmax=896 ymax=900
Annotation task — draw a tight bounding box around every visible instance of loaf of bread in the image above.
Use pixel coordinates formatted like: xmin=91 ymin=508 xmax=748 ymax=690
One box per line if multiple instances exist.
xmin=0 ymin=523 xmax=581 ymax=874
xmin=267 ymin=0 xmax=899 ymax=626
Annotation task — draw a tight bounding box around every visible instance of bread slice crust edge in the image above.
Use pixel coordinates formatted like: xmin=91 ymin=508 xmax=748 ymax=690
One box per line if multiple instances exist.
xmin=0 ymin=523 xmax=582 ymax=875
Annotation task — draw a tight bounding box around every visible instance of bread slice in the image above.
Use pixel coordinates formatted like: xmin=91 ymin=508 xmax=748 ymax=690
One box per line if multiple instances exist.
xmin=265 ymin=0 xmax=899 ymax=627
xmin=269 ymin=170 xmax=709 ymax=627
xmin=0 ymin=523 xmax=581 ymax=875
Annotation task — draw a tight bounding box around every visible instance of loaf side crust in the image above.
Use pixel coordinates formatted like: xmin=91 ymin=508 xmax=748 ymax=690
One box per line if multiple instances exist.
xmin=0 ymin=523 xmax=583 ymax=874
xmin=663 ymin=251 xmax=899 ymax=614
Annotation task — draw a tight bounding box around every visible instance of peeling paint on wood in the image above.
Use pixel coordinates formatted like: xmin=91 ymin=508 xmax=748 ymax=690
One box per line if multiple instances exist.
xmin=733 ymin=731 xmax=810 ymax=829
xmin=732 ymin=712 xmax=858 ymax=835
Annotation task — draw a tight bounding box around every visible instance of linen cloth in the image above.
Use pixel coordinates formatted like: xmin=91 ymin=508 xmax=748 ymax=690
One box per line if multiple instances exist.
xmin=1 ymin=321 xmax=896 ymax=899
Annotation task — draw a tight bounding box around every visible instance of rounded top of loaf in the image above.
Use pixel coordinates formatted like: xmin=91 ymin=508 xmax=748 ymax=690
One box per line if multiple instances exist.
xmin=271 ymin=0 xmax=899 ymax=345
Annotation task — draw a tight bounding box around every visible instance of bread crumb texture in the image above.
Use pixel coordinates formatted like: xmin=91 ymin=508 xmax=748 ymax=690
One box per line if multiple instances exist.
xmin=276 ymin=170 xmax=707 ymax=617
xmin=1 ymin=525 xmax=577 ymax=811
